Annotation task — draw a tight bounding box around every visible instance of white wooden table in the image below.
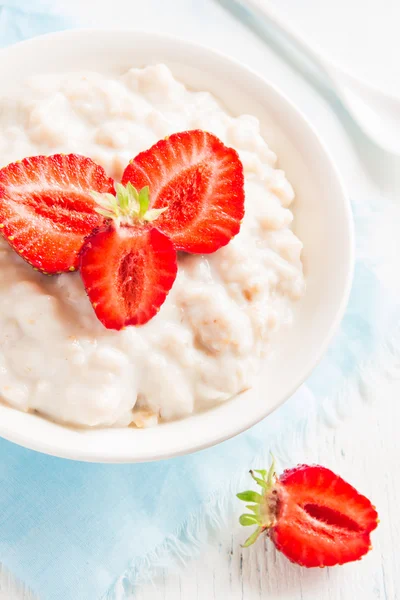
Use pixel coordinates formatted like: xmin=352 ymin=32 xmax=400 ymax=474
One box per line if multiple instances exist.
xmin=2 ymin=390 xmax=399 ymax=599
xmin=1 ymin=0 xmax=399 ymax=598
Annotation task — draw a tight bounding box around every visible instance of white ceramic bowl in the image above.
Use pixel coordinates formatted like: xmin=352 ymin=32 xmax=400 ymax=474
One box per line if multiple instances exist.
xmin=0 ymin=30 xmax=354 ymax=463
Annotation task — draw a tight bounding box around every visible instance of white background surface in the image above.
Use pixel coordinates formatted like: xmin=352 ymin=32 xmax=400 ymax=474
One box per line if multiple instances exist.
xmin=272 ymin=0 xmax=400 ymax=95
xmin=1 ymin=0 xmax=400 ymax=598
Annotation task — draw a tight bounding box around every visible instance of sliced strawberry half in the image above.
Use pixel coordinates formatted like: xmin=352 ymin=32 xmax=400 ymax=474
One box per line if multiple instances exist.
xmin=121 ymin=130 xmax=245 ymax=254
xmin=79 ymin=184 xmax=177 ymax=329
xmin=0 ymin=154 xmax=114 ymax=274
xmin=237 ymin=461 xmax=379 ymax=568
xmin=80 ymin=224 xmax=177 ymax=330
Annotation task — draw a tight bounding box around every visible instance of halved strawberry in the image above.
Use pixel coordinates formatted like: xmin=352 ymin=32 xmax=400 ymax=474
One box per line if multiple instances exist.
xmin=238 ymin=461 xmax=379 ymax=567
xmin=0 ymin=154 xmax=114 ymax=274
xmin=121 ymin=130 xmax=245 ymax=254
xmin=80 ymin=185 xmax=177 ymax=329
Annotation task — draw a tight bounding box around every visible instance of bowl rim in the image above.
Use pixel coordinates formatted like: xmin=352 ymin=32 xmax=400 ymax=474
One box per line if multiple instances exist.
xmin=0 ymin=28 xmax=355 ymax=463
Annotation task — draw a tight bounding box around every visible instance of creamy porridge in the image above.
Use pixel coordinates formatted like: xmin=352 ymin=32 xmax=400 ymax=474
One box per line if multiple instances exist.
xmin=0 ymin=64 xmax=305 ymax=428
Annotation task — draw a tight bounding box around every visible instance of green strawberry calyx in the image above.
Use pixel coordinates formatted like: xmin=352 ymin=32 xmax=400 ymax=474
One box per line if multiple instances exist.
xmin=237 ymin=456 xmax=279 ymax=547
xmin=91 ymin=182 xmax=167 ymax=226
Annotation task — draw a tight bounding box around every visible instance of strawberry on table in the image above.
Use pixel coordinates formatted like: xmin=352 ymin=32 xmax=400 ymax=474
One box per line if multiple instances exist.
xmin=238 ymin=459 xmax=378 ymax=567
xmin=121 ymin=129 xmax=245 ymax=254
xmin=80 ymin=184 xmax=177 ymax=330
xmin=0 ymin=154 xmax=114 ymax=274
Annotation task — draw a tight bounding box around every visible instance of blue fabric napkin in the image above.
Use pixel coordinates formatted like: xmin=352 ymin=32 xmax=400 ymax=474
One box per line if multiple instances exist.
xmin=1 ymin=2 xmax=399 ymax=600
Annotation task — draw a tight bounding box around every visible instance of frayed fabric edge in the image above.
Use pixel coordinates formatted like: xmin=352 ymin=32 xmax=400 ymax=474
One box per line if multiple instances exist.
xmin=104 ymin=320 xmax=400 ymax=600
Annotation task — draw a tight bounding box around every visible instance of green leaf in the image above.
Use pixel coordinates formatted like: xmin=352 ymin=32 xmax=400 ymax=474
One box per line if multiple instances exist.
xmin=124 ymin=182 xmax=140 ymax=215
xmin=243 ymin=527 xmax=263 ymax=548
xmin=95 ymin=207 xmax=116 ymax=219
xmin=116 ymin=183 xmax=130 ymax=209
xmin=91 ymin=191 xmax=116 ymax=207
xmin=237 ymin=490 xmax=263 ymax=503
xmin=245 ymin=504 xmax=259 ymax=515
xmin=249 ymin=472 xmax=268 ymax=489
xmin=91 ymin=190 xmax=121 ymax=220
xmin=239 ymin=514 xmax=259 ymax=527
xmin=138 ymin=186 xmax=150 ymax=217
xmin=126 ymin=181 xmax=139 ymax=201
xmin=90 ymin=190 xmax=104 ymax=201
xmin=253 ymin=469 xmax=267 ymax=478
xmin=144 ymin=207 xmax=168 ymax=222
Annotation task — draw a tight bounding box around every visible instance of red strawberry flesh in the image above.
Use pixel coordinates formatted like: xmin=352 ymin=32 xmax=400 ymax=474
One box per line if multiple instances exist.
xmin=79 ymin=224 xmax=177 ymax=330
xmin=0 ymin=154 xmax=114 ymax=273
xmin=121 ymin=130 xmax=245 ymax=254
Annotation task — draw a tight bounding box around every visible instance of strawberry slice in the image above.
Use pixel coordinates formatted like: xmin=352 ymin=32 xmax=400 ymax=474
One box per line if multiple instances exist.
xmin=237 ymin=460 xmax=378 ymax=567
xmin=0 ymin=154 xmax=114 ymax=274
xmin=121 ymin=130 xmax=245 ymax=254
xmin=80 ymin=185 xmax=177 ymax=329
